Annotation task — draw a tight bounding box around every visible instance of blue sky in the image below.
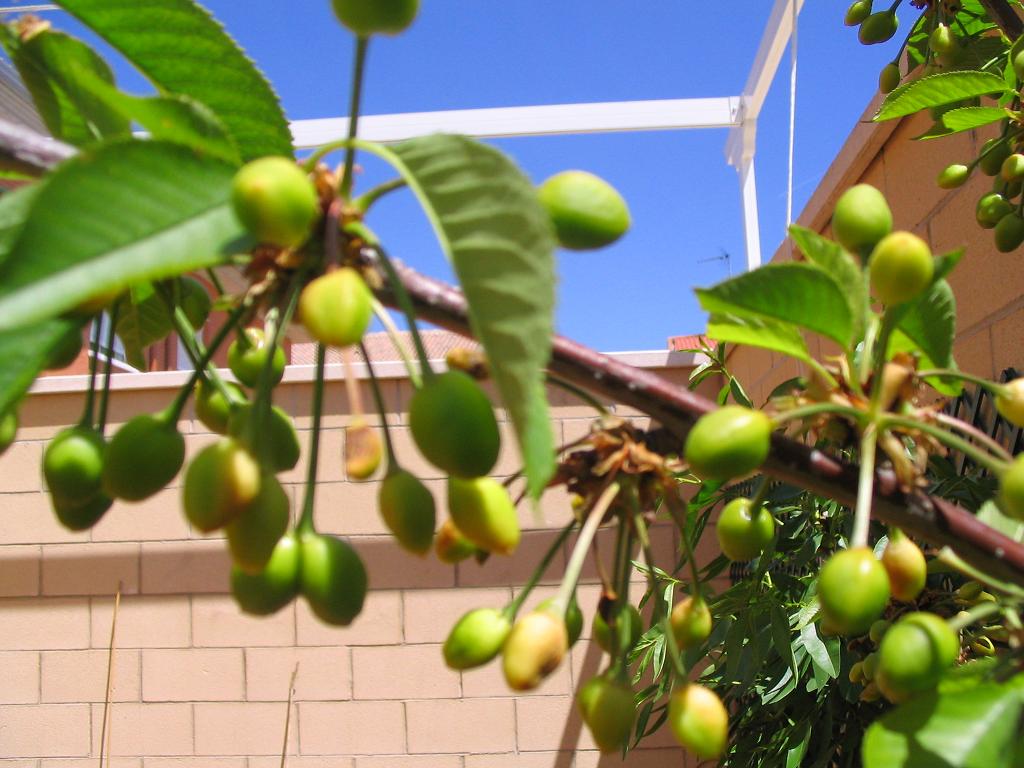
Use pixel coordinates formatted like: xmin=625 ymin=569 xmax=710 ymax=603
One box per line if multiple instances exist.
xmin=32 ymin=2 xmax=893 ymax=351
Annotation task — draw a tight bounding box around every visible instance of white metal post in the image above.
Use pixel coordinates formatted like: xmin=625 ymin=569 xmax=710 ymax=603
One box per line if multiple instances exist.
xmin=738 ymin=155 xmax=762 ymax=271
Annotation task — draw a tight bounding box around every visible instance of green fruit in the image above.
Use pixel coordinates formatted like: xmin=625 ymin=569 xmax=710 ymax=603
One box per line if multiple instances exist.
xmin=716 ymin=498 xmax=775 ymax=561
xmin=442 ymin=607 xmax=512 ymax=670
xmin=178 ymin=276 xmax=212 ymax=329
xmin=43 ymin=426 xmax=106 ymax=507
xmin=996 ymin=378 xmax=1024 ymax=427
xmin=577 ymin=676 xmax=635 ymax=754
xmin=593 ymin=602 xmax=642 ymax=654
xmin=818 ymin=547 xmax=891 ymax=635
xmin=684 ymin=406 xmax=773 ymax=481
xmin=882 ymin=533 xmax=927 ymax=602
xmin=869 ymin=619 xmax=891 ymax=645
xmin=183 ymin=438 xmax=262 ymax=532
xmin=0 ymin=410 xmax=17 ymax=456
xmin=53 ymin=492 xmax=113 ymax=531
xmin=537 ymin=170 xmax=631 ymax=251
xmin=862 ymin=651 xmax=879 ymax=680
xmin=929 ymin=23 xmax=955 ymax=54
xmin=228 ymin=328 xmax=286 ymax=388
xmin=447 ymin=476 xmax=520 ymax=555
xmin=1002 ymin=153 xmax=1024 ymax=182
xmin=670 ymin=596 xmax=712 ymax=650
xmin=227 ymin=402 xmax=300 ymax=473
xmin=331 ymin=0 xmax=419 ymax=36
xmin=994 ymin=213 xmax=1024 ymax=253
xmin=299 ymin=532 xmax=367 ymax=626
xmin=1013 ymin=49 xmax=1024 ymax=81
xmin=434 ymin=518 xmax=478 ymax=563
xmin=858 ymin=11 xmax=898 ymax=44
xmin=231 ymin=156 xmax=319 ymax=248
xmin=195 ymin=380 xmax=247 ymax=435
xmin=502 ymin=606 xmax=568 ymax=691
xmin=102 ymin=414 xmax=185 ymax=501
xmin=832 ymin=184 xmax=893 ymax=255
xmin=998 ymin=454 xmax=1024 ymax=520
xmin=298 ymin=267 xmax=373 ymax=348
xmin=876 ymin=612 xmax=958 ymax=702
xmin=47 ymin=326 xmax=83 ymax=370
xmin=565 ymin=593 xmax=584 ymax=647
xmin=980 ymin=138 xmax=1012 ymax=176
xmin=937 ymin=163 xmax=970 ymax=189
xmin=868 ymin=231 xmax=934 ymax=305
xmin=879 ymin=62 xmax=901 ymax=94
xmin=409 ymin=370 xmax=500 ymax=478
xmin=379 ymin=469 xmax=436 ymax=555
xmin=668 ymin=684 xmax=729 ymax=760
xmin=976 ymin=193 xmax=1013 ymax=229
xmin=231 ymin=532 xmax=301 ymax=616
xmin=845 ymin=0 xmax=872 ymax=25
xmin=225 ymin=475 xmax=290 ymax=574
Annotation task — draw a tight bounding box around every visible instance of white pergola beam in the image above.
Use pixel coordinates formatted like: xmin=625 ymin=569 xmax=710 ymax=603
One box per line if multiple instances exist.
xmin=291 ymin=97 xmax=740 ymax=149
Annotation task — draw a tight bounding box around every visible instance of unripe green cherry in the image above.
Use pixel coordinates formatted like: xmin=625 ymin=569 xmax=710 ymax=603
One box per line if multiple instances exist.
xmin=668 ymin=684 xmax=729 ymax=760
xmin=228 ymin=328 xmax=286 ymax=388
xmin=410 ymin=370 xmax=500 ymax=478
xmin=299 ymin=531 xmax=367 ymax=626
xmin=858 ymin=11 xmax=898 ymax=45
xmin=194 ymin=380 xmax=246 ymax=435
xmin=868 ymin=231 xmax=934 ymax=305
xmin=937 ymin=163 xmax=970 ymax=189
xmin=564 ymin=593 xmax=585 ymax=647
xmin=684 ymin=406 xmax=773 ymax=481
xmin=231 ymin=156 xmax=319 ymax=248
xmin=502 ymin=606 xmax=568 ymax=691
xmin=537 ymin=170 xmax=631 ymax=251
xmin=442 ymin=607 xmax=512 ymax=670
xmin=183 ymin=438 xmax=262 ymax=532
xmin=0 ymin=410 xmax=17 ymax=456
xmin=434 ymin=518 xmax=479 ymax=563
xmin=1002 ymin=153 xmax=1024 ymax=182
xmin=879 ymin=62 xmax=901 ymax=94
xmin=447 ymin=476 xmax=520 ymax=555
xmin=929 ymin=23 xmax=955 ymax=54
xmin=818 ymin=547 xmax=890 ymax=635
xmin=996 ymin=378 xmax=1024 ymax=427
xmin=882 ymin=533 xmax=927 ymax=602
xmin=53 ymin=492 xmax=113 ymax=532
xmin=178 ymin=276 xmax=212 ymax=330
xmin=832 ymin=184 xmax=893 ymax=255
xmin=670 ymin=596 xmax=712 ymax=650
xmin=845 ymin=0 xmax=872 ymax=26
xmin=994 ymin=213 xmax=1024 ymax=253
xmin=980 ymin=138 xmax=1012 ymax=176
xmin=977 ymin=193 xmax=1013 ymax=229
xmin=225 ymin=474 xmax=290 ymax=574
xmin=331 ymin=0 xmax=419 ymax=36
xmin=298 ymin=267 xmax=373 ymax=348
xmin=593 ymin=602 xmax=642 ymax=654
xmin=227 ymin=402 xmax=300 ymax=473
xmin=44 ymin=426 xmax=106 ymax=508
xmin=1014 ymin=49 xmax=1024 ymax=81
xmin=869 ymin=619 xmax=891 ymax=645
xmin=998 ymin=454 xmax=1024 ymax=520
xmin=876 ymin=612 xmax=958 ymax=702
xmin=379 ymin=468 xmax=436 ymax=555
xmin=716 ymin=498 xmax=775 ymax=561
xmin=102 ymin=414 xmax=185 ymax=501
xmin=231 ymin=532 xmax=301 ymax=616
xmin=577 ymin=676 xmax=635 ymax=754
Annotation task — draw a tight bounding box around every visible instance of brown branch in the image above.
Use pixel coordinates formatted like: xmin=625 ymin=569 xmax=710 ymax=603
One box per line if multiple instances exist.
xmin=978 ymin=0 xmax=1024 ymax=40
xmin=1 ymin=118 xmax=1022 ymax=586
xmin=0 ymin=119 xmax=75 ymax=177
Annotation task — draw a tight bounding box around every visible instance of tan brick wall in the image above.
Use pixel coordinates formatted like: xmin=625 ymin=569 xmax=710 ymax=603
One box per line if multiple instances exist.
xmin=0 ymin=356 xmax=716 ymax=766
xmin=730 ymin=101 xmax=1024 ymax=399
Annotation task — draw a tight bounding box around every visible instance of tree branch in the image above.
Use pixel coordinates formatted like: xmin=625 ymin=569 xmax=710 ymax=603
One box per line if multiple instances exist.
xmin=979 ymin=0 xmax=1024 ymax=39
xmin=1 ymin=118 xmax=1022 ymax=586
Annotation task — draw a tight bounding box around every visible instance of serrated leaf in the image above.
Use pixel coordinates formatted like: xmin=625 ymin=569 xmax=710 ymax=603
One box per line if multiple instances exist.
xmin=789 ymin=224 xmax=867 ymax=341
xmin=888 ymin=329 xmax=961 ymax=396
xmin=706 ymin=312 xmax=811 ymax=363
xmin=55 ymin=0 xmax=292 ymax=160
xmin=863 ymin=683 xmax=1024 ymax=768
xmin=114 ymin=284 xmax=175 ymax=370
xmin=894 ymin=279 xmax=957 ymax=369
xmin=0 ymin=140 xmax=248 ymax=331
xmin=875 ymin=71 xmax=1008 ymax=122
xmin=696 ymin=263 xmax=854 ymax=346
xmin=0 ymin=317 xmax=84 ymax=415
xmin=922 ymin=106 xmax=1008 ymax=139
xmin=385 ymin=134 xmax=556 ymax=499
xmin=0 ymin=184 xmax=43 ymax=272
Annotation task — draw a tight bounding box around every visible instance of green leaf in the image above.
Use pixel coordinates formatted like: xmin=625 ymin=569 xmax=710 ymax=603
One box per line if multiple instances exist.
xmin=863 ymin=683 xmax=1024 ymax=768
xmin=799 ymin=623 xmax=836 ymax=680
xmin=55 ymin=0 xmax=292 ymax=160
xmin=931 ymin=106 xmax=1007 ymax=138
xmin=114 ymin=283 xmax=174 ymax=370
xmin=0 ymin=140 xmax=248 ymax=331
xmin=696 ymin=263 xmax=854 ymax=347
xmin=788 ymin=224 xmax=867 ymax=342
xmin=888 ymin=328 xmax=961 ymax=396
xmin=384 ymin=134 xmax=557 ymax=499
xmin=894 ymin=279 xmax=957 ymax=369
xmin=875 ymin=71 xmax=1009 ymax=122
xmin=0 ymin=318 xmax=84 ymax=415
xmin=706 ymin=312 xmax=811 ymax=363
xmin=977 ymin=500 xmax=1024 ymax=543
xmin=0 ymin=184 xmax=43 ymax=272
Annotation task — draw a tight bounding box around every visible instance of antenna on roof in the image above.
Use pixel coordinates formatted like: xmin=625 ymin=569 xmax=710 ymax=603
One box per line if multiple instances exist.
xmin=698 ymin=249 xmax=732 ymax=277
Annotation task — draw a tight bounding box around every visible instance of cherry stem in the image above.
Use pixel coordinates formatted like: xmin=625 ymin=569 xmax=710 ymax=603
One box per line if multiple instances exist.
xmin=664 ymin=488 xmax=703 ymax=601
xmin=97 ymin=303 xmax=119 ymax=435
xmin=169 ymin=304 xmax=237 ymax=404
xmin=360 ymin=339 xmax=398 ymax=470
xmin=555 ymin=480 xmax=621 ymax=610
xmin=633 ymin=507 xmax=688 ymax=681
xmin=949 ymin=600 xmax=1003 ymax=632
xmin=299 ymin=344 xmax=327 ymax=534
xmin=916 ymin=368 xmax=1003 ymax=393
xmin=353 ymin=177 xmax=407 ymax=213
xmin=339 ymin=36 xmax=369 ymax=200
xmin=933 ymin=411 xmax=1014 ymax=462
xmin=340 ymin=346 xmax=364 ymax=418
xmin=851 ymin=425 xmax=878 ymax=549
xmin=80 ymin=318 xmax=103 ymax=429
xmin=546 ymin=372 xmax=609 ymax=415
xmin=880 ymin=414 xmax=1010 ymax=475
xmin=609 ymin=517 xmax=635 ymax=681
xmin=370 ymin=298 xmax=422 ymax=387
xmin=205 ymin=268 xmax=226 ymax=297
xmin=937 ymin=546 xmax=1024 ymax=599
xmin=504 ymin=519 xmax=576 ymax=619
xmin=772 ymin=402 xmax=866 ymax=428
